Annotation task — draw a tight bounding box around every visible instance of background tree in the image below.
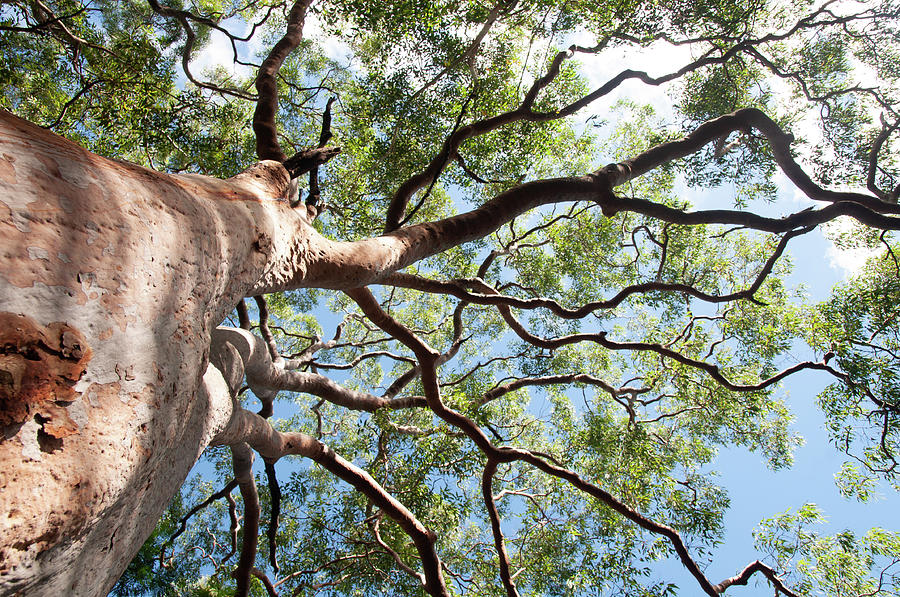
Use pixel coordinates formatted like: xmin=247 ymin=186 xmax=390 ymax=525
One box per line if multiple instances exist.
xmin=1 ymin=0 xmax=899 ymax=596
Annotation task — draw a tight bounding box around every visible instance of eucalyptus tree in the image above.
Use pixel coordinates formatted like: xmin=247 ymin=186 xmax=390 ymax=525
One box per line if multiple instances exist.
xmin=1 ymin=1 xmax=899 ymax=596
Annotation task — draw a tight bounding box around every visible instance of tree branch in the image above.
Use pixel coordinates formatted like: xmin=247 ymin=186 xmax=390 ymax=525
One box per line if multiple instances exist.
xmin=275 ymin=107 xmax=900 ymax=296
xmin=381 ymin=224 xmax=810 ymax=316
xmin=231 ymin=442 xmax=260 ymax=597
xmin=263 ymin=460 xmax=281 ymax=575
xmin=868 ymin=115 xmax=900 ymax=203
xmin=147 ymin=0 xmax=255 ymax=100
xmin=344 ymin=286 xmax=804 ymax=597
xmin=213 ymin=408 xmax=449 ymax=596
xmin=159 ymin=479 xmax=239 ymax=564
xmin=253 ymin=0 xmax=315 ymax=161
xmin=307 ymin=96 xmax=337 ymax=209
xmin=211 ymin=327 xmax=427 ymax=412
xmin=712 ymin=560 xmax=800 ymax=596
xmin=283 ymin=146 xmax=341 ymax=179
xmin=251 ymin=567 xmax=280 ymax=597
xmin=482 ymin=459 xmax=521 ymax=597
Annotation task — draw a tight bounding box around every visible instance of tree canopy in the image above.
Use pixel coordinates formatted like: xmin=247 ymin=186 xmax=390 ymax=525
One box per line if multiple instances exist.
xmin=2 ymin=0 xmax=900 ymax=595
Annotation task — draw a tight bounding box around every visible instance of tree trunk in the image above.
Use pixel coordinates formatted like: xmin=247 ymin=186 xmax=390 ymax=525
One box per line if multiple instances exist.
xmin=0 ymin=110 xmax=303 ymax=596
xmin=0 ymin=108 xmax=605 ymax=595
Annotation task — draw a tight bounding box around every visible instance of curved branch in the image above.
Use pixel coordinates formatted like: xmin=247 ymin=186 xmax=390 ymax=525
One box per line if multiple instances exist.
xmin=147 ymin=0 xmax=255 ymax=100
xmin=251 ymin=567 xmax=280 ymax=597
xmin=264 ymin=460 xmax=281 ymax=575
xmin=253 ymin=295 xmax=281 ymax=418
xmin=383 ymin=301 xmax=468 ymax=398
xmin=601 ymin=108 xmax=899 ymax=214
xmin=489 ymin=291 xmax=836 ymax=393
xmin=482 ymin=459 xmax=521 ymax=597
xmin=381 ymin=224 xmax=811 ymax=317
xmin=291 ymin=175 xmax=608 ymax=292
xmin=381 ymin=1 xmax=892 ymax=232
xmin=270 ymin=107 xmax=900 ymax=295
xmin=381 ymin=38 xmax=607 ymax=232
xmin=211 ymin=326 xmax=426 ymax=411
xmin=253 ymin=0 xmax=314 ymax=161
xmin=368 ymin=512 xmax=426 ymax=586
xmin=713 ymin=560 xmax=800 ymax=596
xmin=344 ymin=286 xmax=803 ymax=597
xmin=159 ymin=479 xmax=239 ymax=563
xmin=213 ymin=408 xmax=449 ymax=597
xmin=21 ymin=1 xmax=112 ymax=56
xmin=303 ymin=349 xmax=414 ymax=371
xmin=477 ymin=373 xmax=624 ymax=408
xmin=868 ymin=115 xmax=900 ymax=203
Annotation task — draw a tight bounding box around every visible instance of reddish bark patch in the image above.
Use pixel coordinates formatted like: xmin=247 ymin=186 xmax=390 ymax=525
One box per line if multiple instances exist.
xmin=0 ymin=313 xmax=91 ymax=438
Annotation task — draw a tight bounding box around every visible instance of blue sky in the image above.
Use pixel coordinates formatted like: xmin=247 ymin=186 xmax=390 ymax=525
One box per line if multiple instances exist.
xmin=174 ymin=13 xmax=900 ymax=594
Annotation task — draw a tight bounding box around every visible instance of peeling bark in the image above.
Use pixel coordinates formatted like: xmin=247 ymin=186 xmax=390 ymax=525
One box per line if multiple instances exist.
xmin=0 ymin=313 xmax=91 ymax=433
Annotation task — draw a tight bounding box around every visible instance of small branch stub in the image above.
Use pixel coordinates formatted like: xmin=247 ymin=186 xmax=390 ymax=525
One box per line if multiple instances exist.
xmin=283 ymin=146 xmax=341 ymax=179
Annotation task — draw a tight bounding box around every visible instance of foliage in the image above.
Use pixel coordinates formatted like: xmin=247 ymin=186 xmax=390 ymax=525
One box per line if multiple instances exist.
xmin=4 ymin=0 xmax=900 ymax=596
xmin=806 ymin=239 xmax=900 ymax=492
xmin=755 ymin=504 xmax=900 ymax=596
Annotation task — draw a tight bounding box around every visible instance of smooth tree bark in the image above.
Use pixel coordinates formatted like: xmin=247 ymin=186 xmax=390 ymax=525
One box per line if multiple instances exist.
xmin=4 ymin=8 xmax=900 ymax=589
xmin=3 ymin=0 xmax=900 ymax=594
xmin=0 ymin=108 xmax=788 ymax=596
xmin=0 ymin=109 xmax=294 ymax=595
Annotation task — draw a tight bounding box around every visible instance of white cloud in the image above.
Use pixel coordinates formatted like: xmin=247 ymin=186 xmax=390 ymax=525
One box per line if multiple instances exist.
xmin=827 ymin=243 xmax=879 ymax=276
xmin=573 ymin=40 xmax=695 ymax=120
xmin=824 ymin=216 xmax=883 ymax=276
xmin=773 ymin=170 xmax=816 ymax=207
xmin=188 ymin=19 xmax=263 ymax=83
xmin=303 ymin=11 xmax=355 ymax=66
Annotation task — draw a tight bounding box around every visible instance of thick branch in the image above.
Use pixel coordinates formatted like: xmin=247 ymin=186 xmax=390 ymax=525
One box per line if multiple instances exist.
xmin=289 ymin=176 xmax=608 ymax=292
xmin=253 ymin=0 xmax=314 ymax=161
xmin=211 ymin=327 xmax=426 ymax=412
xmin=603 ymin=108 xmax=899 ymax=214
xmin=231 ymin=443 xmax=260 ymax=597
xmin=482 ymin=459 xmax=521 ymax=597
xmin=381 ymin=39 xmax=605 ymax=232
xmin=283 ymin=146 xmax=341 ymax=179
xmin=713 ymin=560 xmax=800 ymax=596
xmin=381 ymin=11 xmax=884 ymax=233
xmin=263 ymin=460 xmax=281 ymax=575
xmin=307 ymin=97 xmax=337 ymax=207
xmin=868 ymin=116 xmax=900 ymax=203
xmin=262 ymin=107 xmax=900 ymax=295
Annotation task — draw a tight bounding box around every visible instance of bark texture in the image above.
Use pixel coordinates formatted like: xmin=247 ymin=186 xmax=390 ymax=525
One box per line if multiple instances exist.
xmin=0 ymin=110 xmax=301 ymax=596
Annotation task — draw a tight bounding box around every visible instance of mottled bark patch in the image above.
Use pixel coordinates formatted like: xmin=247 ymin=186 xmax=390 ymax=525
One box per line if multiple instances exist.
xmin=0 ymin=313 xmax=91 ymax=439
xmin=0 ymin=152 xmax=16 ymax=185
